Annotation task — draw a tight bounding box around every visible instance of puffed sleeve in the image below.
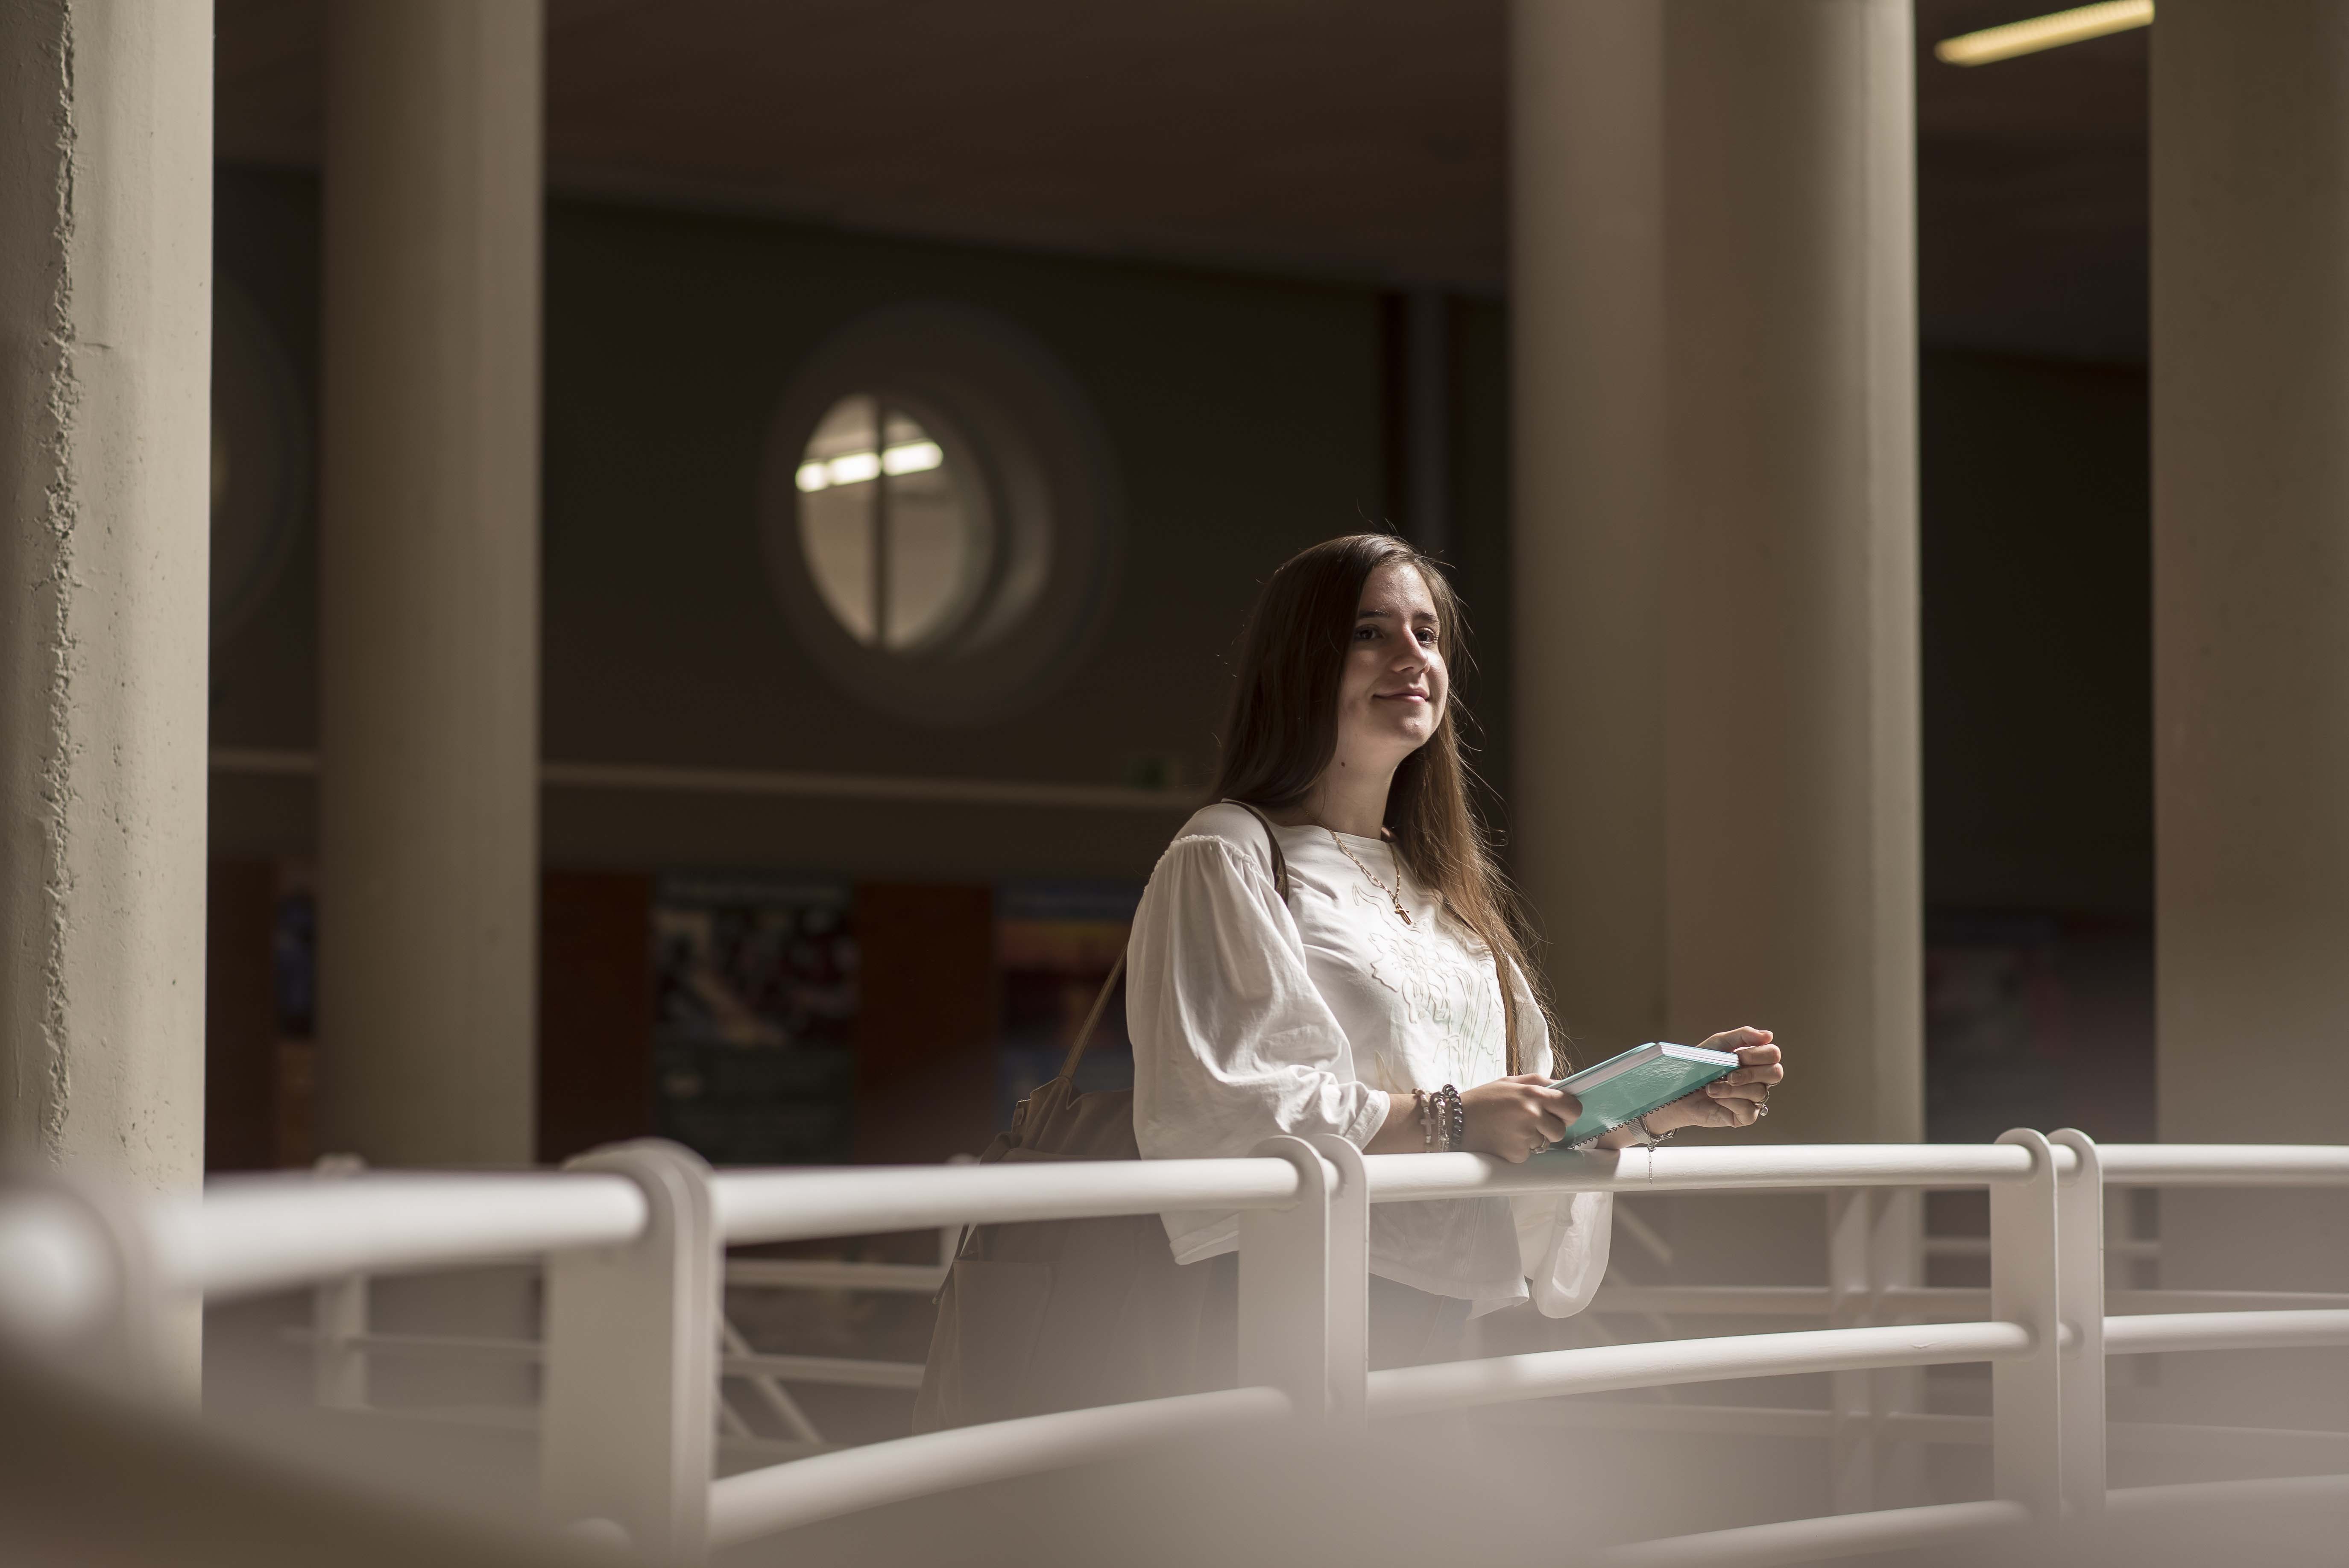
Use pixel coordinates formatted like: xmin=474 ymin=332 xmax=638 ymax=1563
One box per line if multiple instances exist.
xmin=1505 ymin=962 xmax=1616 ymax=1316
xmin=1129 ymin=831 xmax=1391 ymax=1262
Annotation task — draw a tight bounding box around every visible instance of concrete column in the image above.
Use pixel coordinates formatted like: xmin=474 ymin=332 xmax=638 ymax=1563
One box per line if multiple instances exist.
xmin=0 ymin=0 xmax=211 ymax=1396
xmin=0 ymin=2 xmax=213 ymax=1185
xmin=319 ymin=1 xmax=543 ymax=1167
xmin=1511 ymin=0 xmax=1668 ymax=1067
xmin=2152 ymin=0 xmax=2349 ymax=1428
xmin=1511 ymin=0 xmax=1921 ymax=1145
xmin=2153 ymin=0 xmax=2349 ymax=1147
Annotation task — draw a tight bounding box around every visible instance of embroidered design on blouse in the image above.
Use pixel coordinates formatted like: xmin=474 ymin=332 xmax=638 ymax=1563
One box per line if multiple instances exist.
xmin=1347 ymin=880 xmax=1506 ymax=1090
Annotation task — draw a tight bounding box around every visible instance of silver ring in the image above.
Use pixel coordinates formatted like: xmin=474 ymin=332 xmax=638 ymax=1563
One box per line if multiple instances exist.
xmin=1755 ymin=1102 xmax=1770 ymax=1119
xmin=1532 ymin=1138 xmax=1551 ymax=1155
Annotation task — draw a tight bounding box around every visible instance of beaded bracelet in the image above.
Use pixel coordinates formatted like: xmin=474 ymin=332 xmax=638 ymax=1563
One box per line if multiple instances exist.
xmin=1436 ymin=1084 xmax=1465 ymax=1153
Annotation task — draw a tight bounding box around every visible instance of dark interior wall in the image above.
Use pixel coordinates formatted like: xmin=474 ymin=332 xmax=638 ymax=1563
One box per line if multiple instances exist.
xmin=204 ymin=166 xmax=1490 ymax=1166
xmin=205 ymin=164 xmax=2161 ymax=1156
xmin=1918 ymin=347 xmax=2151 ymax=917
xmin=1448 ymin=298 xmax=1516 ymax=850
xmin=204 ymin=859 xmax=280 ymax=1171
xmin=539 ymin=200 xmax=1385 ymax=787
xmin=1917 ymin=346 xmax=2153 ymax=1142
xmin=206 ymin=167 xmax=1397 ymax=883
xmin=211 ymin=170 xmax=2153 ymax=917
xmin=853 ymin=885 xmax=998 ymax=1164
xmin=537 ymin=870 xmax=656 ymax=1164
xmin=210 ymin=171 xmax=322 ymax=753
xmin=210 ymin=170 xmax=2160 ymax=877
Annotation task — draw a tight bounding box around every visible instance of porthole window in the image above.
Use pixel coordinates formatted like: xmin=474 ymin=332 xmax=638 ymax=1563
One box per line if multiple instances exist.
xmin=759 ymin=303 xmax=1120 ymax=726
xmin=794 ymin=397 xmax=992 ymax=651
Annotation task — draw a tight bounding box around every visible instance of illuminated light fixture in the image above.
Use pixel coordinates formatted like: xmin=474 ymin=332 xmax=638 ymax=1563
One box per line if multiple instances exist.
xmin=882 ymin=439 xmax=943 ymax=476
xmin=827 ymin=451 xmax=882 ymax=486
xmin=1935 ymin=0 xmax=2151 ymax=66
xmin=794 ymin=440 xmax=944 ymax=493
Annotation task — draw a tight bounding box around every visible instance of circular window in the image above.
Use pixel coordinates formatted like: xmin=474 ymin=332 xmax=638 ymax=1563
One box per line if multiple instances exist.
xmin=794 ymin=397 xmax=993 ymax=651
xmin=759 ymin=303 xmax=1120 ymax=726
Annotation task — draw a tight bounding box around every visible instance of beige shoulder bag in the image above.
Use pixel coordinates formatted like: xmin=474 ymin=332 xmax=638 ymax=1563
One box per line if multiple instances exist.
xmin=910 ymin=804 xmax=1289 ymax=1431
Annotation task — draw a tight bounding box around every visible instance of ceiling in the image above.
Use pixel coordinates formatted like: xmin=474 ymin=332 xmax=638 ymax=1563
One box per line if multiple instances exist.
xmin=217 ymin=0 xmax=2148 ymax=363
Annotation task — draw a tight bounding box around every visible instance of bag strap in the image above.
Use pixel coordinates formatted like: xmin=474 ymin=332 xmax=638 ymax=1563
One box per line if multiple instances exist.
xmin=1219 ymin=798 xmax=1293 ymax=903
xmin=1057 ymin=951 xmax=1129 ymax=1081
xmin=1055 ymin=800 xmax=1292 ymax=1081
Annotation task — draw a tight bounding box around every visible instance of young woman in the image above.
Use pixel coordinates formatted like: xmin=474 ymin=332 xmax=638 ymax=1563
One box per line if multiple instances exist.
xmin=1127 ymin=534 xmax=1785 ymax=1366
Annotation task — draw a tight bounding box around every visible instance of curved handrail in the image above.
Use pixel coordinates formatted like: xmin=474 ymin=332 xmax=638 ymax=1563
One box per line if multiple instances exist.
xmin=158 ymin=1172 xmax=650 ymax=1301
xmin=1590 ymin=1498 xmax=2031 ymax=1568
xmin=2103 ymin=1471 xmax=2349 ymax=1514
xmin=135 ymin=1153 xmax=1320 ymax=1302
xmin=1587 ymin=1477 xmax=2349 ymax=1568
xmin=2097 ymin=1145 xmax=2349 ymax=1186
xmin=44 ymin=1134 xmax=2349 ymax=1567
xmin=144 ymin=1141 xmax=2117 ymax=1306
xmin=1365 ymin=1319 xmax=2035 ymax=1419
xmin=704 ymin=1384 xmax=1295 ymax=1547
xmin=2102 ymin=1310 xmax=2349 ymax=1357
xmin=1364 ymin=1142 xmax=2073 ymax=1204
xmin=711 ymin=1155 xmax=1309 ymax=1246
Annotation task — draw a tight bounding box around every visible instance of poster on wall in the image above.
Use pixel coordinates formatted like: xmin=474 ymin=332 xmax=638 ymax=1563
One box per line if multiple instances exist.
xmin=996 ymin=879 xmax=1143 ymax=1129
xmin=652 ymin=872 xmax=858 ymax=1165
xmin=272 ymin=860 xmax=317 ymax=1168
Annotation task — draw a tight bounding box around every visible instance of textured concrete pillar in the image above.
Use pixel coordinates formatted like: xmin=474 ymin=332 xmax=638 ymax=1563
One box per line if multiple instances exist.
xmin=319 ymin=1 xmax=543 ymax=1167
xmin=1511 ymin=0 xmax=1921 ymax=1144
xmin=2152 ymin=0 xmax=2349 ymax=1428
xmin=0 ymin=2 xmax=213 ymax=1185
xmin=0 ymin=0 xmax=211 ymax=1396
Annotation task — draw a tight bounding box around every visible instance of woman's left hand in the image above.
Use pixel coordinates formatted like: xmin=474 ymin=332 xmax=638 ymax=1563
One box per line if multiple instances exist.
xmin=1652 ymin=1027 xmax=1781 ymax=1132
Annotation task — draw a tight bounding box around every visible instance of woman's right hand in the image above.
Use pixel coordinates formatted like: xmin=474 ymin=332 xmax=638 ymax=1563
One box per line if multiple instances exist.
xmin=1462 ymin=1074 xmax=1579 ymax=1163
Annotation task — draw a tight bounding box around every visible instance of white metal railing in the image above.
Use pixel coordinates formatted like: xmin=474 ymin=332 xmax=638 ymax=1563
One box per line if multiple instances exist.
xmin=278 ymin=1172 xmax=2347 ymax=1455
xmin=279 ymin=1155 xmax=968 ymax=1448
xmin=6 ymin=1131 xmax=2349 ymax=1566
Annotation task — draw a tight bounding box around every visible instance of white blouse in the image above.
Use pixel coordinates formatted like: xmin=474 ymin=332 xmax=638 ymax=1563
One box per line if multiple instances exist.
xmin=1127 ymin=802 xmax=1613 ymax=1317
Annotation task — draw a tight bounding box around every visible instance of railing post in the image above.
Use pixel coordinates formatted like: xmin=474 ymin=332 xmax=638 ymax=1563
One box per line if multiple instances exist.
xmin=1992 ymin=1128 xmax=2063 ymax=1525
xmin=1879 ymin=1189 xmax=1925 ymax=1506
xmin=2049 ymin=1129 xmax=2106 ymax=1525
xmin=313 ymin=1271 xmax=369 ymax=1410
xmin=542 ymin=1139 xmax=718 ymax=1565
xmin=1827 ymin=1188 xmax=1873 ymax=1511
xmin=1308 ymin=1134 xmax=1371 ymax=1422
xmin=1829 ymin=1187 xmax=1920 ymax=1510
xmin=310 ymin=1155 xmax=369 ymax=1410
xmin=1239 ymin=1136 xmax=1335 ymax=1417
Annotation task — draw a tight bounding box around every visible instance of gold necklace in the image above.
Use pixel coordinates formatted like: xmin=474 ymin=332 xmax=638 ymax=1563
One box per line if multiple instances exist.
xmin=1326 ymin=829 xmax=1412 ymax=926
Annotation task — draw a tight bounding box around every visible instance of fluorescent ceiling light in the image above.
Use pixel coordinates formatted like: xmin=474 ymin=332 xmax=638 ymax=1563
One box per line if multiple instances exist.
xmin=796 ymin=440 xmax=945 ymax=494
xmin=882 ymin=440 xmax=943 ymax=477
xmin=1935 ymin=0 xmax=2151 ymax=66
xmin=827 ymin=451 xmax=882 ymax=486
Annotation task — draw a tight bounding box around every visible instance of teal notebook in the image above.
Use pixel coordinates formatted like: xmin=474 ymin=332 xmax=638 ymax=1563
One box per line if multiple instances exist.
xmin=1552 ymin=1041 xmax=1739 ymax=1149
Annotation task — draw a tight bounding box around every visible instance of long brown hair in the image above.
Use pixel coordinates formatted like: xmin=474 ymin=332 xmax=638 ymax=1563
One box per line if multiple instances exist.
xmin=1210 ymin=533 xmax=1556 ymax=1072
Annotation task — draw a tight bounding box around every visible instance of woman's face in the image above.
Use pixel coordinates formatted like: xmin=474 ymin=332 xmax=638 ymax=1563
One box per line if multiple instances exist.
xmin=1333 ymin=561 xmax=1447 ymax=770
